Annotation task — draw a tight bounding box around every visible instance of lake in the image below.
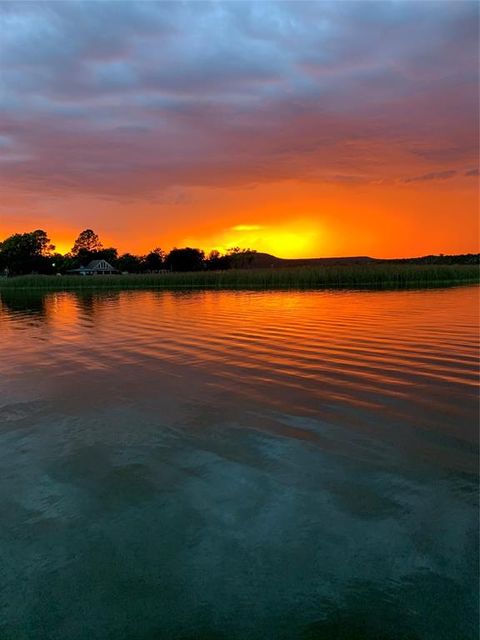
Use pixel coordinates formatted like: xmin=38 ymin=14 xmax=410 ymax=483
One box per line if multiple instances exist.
xmin=0 ymin=286 xmax=478 ymax=640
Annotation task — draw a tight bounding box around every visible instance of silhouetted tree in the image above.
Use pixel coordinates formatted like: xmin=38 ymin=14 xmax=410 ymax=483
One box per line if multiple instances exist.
xmin=3 ymin=225 xmax=479 ymax=276
xmin=165 ymin=247 xmax=205 ymax=271
xmin=117 ymin=253 xmax=143 ymax=273
xmin=71 ymin=229 xmax=102 ymax=257
xmin=227 ymin=247 xmax=257 ymax=268
xmin=49 ymin=252 xmax=69 ymax=273
xmin=96 ymin=247 xmax=118 ymax=264
xmin=0 ymin=229 xmax=55 ymax=274
xmin=206 ymin=249 xmax=230 ymax=270
xmin=69 ymin=230 xmax=119 ymax=267
xmin=144 ymin=248 xmax=165 ymax=271
xmin=33 ymin=229 xmax=55 ymax=255
xmin=396 ymin=253 xmax=480 ymax=265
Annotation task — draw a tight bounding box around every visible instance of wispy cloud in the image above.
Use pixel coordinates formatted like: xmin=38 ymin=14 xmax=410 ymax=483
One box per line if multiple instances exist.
xmin=403 ymin=170 xmax=457 ymax=184
xmin=464 ymin=168 xmax=479 ymax=177
xmin=232 ymin=224 xmax=263 ymax=232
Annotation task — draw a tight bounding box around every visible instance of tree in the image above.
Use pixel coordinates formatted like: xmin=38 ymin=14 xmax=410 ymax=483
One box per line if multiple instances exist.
xmin=31 ymin=229 xmax=55 ymax=256
xmin=50 ymin=252 xmax=70 ymax=274
xmin=206 ymin=249 xmax=230 ymax=270
xmin=71 ymin=229 xmax=102 ymax=257
xmin=165 ymin=247 xmax=205 ymax=272
xmin=144 ymin=248 xmax=165 ymax=271
xmin=0 ymin=229 xmax=55 ymax=274
xmin=117 ymin=253 xmax=143 ymax=273
xmin=68 ymin=229 xmax=120 ymax=267
xmin=227 ymin=247 xmax=257 ymax=268
xmin=96 ymin=247 xmax=118 ymax=264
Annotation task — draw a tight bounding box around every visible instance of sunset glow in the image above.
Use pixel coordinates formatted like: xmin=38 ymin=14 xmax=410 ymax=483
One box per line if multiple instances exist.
xmin=0 ymin=3 xmax=478 ymax=635
xmin=184 ymin=221 xmax=320 ymax=258
xmin=0 ymin=1 xmax=478 ymax=258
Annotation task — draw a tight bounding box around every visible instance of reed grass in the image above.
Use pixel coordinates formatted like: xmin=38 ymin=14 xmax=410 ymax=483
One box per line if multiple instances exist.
xmin=0 ymin=264 xmax=478 ymax=291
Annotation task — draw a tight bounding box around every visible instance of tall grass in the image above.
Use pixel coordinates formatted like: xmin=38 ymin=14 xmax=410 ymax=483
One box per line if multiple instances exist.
xmin=0 ymin=264 xmax=478 ymax=291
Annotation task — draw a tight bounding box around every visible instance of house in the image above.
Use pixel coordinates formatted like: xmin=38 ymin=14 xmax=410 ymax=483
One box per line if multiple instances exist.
xmin=67 ymin=259 xmax=119 ymax=276
xmin=86 ymin=259 xmax=119 ymax=274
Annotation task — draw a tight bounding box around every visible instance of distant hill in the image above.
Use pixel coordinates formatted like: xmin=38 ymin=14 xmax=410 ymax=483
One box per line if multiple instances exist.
xmin=245 ymin=252 xmax=479 ymax=269
xmin=247 ymin=253 xmax=378 ymax=268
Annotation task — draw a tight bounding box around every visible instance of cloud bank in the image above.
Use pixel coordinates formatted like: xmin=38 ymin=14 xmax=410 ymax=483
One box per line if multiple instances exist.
xmin=0 ymin=0 xmax=478 ymax=200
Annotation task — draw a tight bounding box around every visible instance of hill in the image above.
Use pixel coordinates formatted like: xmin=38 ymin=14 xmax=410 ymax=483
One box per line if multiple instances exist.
xmin=246 ymin=252 xmax=479 ymax=269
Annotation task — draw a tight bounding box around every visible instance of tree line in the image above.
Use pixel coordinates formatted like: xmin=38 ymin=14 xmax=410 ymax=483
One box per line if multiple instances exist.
xmin=0 ymin=228 xmax=257 ymax=275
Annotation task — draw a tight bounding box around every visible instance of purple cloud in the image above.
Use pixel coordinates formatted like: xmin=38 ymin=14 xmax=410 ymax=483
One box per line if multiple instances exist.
xmin=403 ymin=170 xmax=458 ymax=183
xmin=0 ymin=0 xmax=478 ymax=199
xmin=465 ymin=168 xmax=479 ymax=177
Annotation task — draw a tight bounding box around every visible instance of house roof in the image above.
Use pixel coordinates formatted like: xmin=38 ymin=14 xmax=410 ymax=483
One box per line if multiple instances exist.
xmin=86 ymin=259 xmax=116 ymax=270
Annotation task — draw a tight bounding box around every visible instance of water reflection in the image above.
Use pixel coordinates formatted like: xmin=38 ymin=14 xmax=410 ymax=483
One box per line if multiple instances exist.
xmin=0 ymin=290 xmax=50 ymax=318
xmin=0 ymin=287 xmax=478 ymax=639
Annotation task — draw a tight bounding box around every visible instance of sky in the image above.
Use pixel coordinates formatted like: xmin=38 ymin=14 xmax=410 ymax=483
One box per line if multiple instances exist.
xmin=0 ymin=0 xmax=478 ymax=258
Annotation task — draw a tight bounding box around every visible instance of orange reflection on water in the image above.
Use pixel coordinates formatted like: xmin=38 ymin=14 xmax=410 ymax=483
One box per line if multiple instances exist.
xmin=2 ymin=286 xmax=478 ymax=398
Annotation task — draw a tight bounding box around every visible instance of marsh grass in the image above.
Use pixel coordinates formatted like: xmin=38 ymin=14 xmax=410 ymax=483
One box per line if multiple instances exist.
xmin=0 ymin=264 xmax=478 ymax=291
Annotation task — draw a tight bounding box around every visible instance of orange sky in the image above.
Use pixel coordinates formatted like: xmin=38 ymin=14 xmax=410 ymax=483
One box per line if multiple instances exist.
xmin=0 ymin=1 xmax=478 ymax=259
xmin=2 ymin=177 xmax=478 ymax=259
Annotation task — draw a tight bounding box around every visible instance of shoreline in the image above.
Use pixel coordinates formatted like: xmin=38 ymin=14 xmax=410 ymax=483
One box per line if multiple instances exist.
xmin=0 ymin=265 xmax=478 ymax=293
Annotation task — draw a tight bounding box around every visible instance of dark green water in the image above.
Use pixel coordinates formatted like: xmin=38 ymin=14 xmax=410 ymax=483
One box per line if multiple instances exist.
xmin=0 ymin=287 xmax=478 ymax=639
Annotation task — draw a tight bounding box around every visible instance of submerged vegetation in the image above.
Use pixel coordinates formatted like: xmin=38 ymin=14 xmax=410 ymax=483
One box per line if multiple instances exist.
xmin=0 ymin=264 xmax=478 ymax=291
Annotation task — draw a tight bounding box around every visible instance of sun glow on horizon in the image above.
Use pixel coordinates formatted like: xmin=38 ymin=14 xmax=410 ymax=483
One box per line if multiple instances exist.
xmin=45 ymin=221 xmax=322 ymax=259
xmin=0 ymin=2 xmax=478 ymax=260
xmin=53 ymin=241 xmax=73 ymax=256
xmin=186 ymin=222 xmax=322 ymax=259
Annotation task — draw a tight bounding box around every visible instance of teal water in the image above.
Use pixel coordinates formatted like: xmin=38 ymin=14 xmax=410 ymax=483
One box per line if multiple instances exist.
xmin=0 ymin=287 xmax=478 ymax=639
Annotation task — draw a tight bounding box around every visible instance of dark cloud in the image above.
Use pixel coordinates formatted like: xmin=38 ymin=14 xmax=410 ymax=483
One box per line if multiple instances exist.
xmin=403 ymin=170 xmax=457 ymax=184
xmin=0 ymin=0 xmax=478 ymax=198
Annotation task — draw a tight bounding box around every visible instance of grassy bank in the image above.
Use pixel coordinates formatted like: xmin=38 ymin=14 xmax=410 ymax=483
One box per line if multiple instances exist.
xmin=0 ymin=264 xmax=478 ymax=291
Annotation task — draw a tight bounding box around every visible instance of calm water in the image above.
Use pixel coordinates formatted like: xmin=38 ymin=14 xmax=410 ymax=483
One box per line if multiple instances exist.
xmin=0 ymin=286 xmax=478 ymax=640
